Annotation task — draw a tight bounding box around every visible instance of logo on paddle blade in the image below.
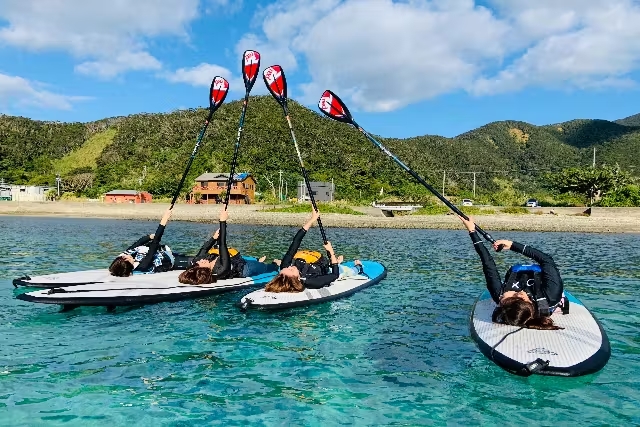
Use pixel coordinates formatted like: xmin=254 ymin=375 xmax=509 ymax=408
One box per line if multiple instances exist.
xmin=263 ymin=65 xmax=287 ymax=100
xmin=319 ymin=91 xmax=346 ymax=119
xmin=243 ymin=50 xmax=260 ymax=88
xmin=210 ymin=76 xmax=229 ymax=109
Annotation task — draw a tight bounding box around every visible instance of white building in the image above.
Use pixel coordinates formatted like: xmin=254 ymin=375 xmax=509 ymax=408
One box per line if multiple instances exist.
xmin=297 ymin=181 xmax=334 ymax=202
xmin=8 ymin=185 xmax=51 ymax=202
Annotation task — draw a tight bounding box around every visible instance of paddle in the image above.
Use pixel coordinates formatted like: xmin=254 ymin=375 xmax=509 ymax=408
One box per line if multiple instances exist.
xmin=317 ymin=90 xmax=498 ymax=246
xmin=224 ymin=50 xmax=261 ymax=208
xmin=170 ymin=76 xmax=229 ymax=208
xmin=263 ymin=65 xmax=328 ymax=243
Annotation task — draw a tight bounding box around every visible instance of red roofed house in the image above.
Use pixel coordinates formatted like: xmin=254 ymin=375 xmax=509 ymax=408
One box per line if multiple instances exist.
xmin=104 ymin=190 xmax=153 ymax=203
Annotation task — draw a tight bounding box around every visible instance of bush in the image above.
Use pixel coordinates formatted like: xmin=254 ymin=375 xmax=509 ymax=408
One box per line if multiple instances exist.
xmin=413 ymin=204 xmax=450 ymax=215
xmin=460 ymin=206 xmax=496 ymax=215
xmin=263 ymin=202 xmax=364 ymax=215
xmin=597 ymin=185 xmax=640 ymax=207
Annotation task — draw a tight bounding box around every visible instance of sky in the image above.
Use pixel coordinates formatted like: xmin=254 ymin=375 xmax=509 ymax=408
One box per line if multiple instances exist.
xmin=0 ymin=0 xmax=639 ymax=138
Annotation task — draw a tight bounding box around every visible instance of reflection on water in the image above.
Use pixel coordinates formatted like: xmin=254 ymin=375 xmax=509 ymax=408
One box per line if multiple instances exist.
xmin=0 ymin=216 xmax=639 ymax=425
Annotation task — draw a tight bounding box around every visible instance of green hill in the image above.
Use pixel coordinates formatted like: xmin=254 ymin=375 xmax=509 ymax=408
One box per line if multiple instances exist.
xmin=616 ymin=113 xmax=640 ymax=127
xmin=1 ymin=99 xmax=639 ymax=203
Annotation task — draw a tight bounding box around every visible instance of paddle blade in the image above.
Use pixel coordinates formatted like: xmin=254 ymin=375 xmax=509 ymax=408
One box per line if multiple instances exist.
xmin=263 ymin=65 xmax=287 ymax=106
xmin=318 ymin=90 xmax=354 ymax=124
xmin=242 ymin=50 xmax=261 ymax=92
xmin=209 ymin=76 xmax=229 ymax=112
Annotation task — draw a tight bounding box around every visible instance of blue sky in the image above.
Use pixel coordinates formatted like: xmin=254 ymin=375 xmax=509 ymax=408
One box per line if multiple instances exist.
xmin=1 ymin=0 xmax=639 ymax=138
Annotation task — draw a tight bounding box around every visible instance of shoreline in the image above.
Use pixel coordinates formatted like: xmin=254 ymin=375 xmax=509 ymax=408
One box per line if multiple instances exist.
xmin=1 ymin=201 xmax=639 ymax=233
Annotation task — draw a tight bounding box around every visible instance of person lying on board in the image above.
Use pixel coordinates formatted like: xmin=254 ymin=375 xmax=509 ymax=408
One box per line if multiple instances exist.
xmin=109 ymin=208 xmax=191 ymax=277
xmin=178 ymin=210 xmax=279 ymax=285
xmin=458 ymin=215 xmax=565 ymax=330
xmin=264 ymin=209 xmax=364 ymax=293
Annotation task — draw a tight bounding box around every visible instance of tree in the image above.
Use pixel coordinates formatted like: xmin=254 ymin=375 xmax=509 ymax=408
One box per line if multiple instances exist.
xmin=546 ymin=165 xmax=632 ymax=204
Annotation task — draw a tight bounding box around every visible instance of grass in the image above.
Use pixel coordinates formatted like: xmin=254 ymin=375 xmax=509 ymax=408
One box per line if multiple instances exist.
xmin=263 ymin=203 xmax=365 ymax=215
xmin=412 ymin=205 xmax=450 ymax=215
xmin=501 ymin=206 xmax=529 ymax=214
xmin=53 ymin=129 xmax=117 ymax=174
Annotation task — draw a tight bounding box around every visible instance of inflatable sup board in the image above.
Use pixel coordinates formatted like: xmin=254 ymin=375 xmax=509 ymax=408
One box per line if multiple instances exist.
xmin=16 ymin=271 xmax=277 ymax=308
xmin=238 ymin=260 xmax=386 ymax=310
xmin=470 ymin=290 xmax=610 ymax=377
xmin=12 ymin=257 xmax=262 ymax=288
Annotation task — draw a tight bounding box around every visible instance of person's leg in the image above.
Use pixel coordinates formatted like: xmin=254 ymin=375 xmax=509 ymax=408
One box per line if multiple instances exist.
xmin=242 ymin=260 xmax=279 ymax=277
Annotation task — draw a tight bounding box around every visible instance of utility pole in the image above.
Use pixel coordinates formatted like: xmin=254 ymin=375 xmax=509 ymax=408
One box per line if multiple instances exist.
xmin=278 ymin=170 xmax=283 ymax=201
xmin=593 ymin=147 xmax=596 ymax=168
xmin=56 ymin=173 xmax=61 ymax=197
xmin=473 ymin=172 xmax=477 ymax=197
xmin=442 ymin=170 xmax=446 ymax=199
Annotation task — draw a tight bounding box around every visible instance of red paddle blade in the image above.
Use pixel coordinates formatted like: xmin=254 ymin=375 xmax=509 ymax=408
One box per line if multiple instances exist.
xmin=263 ymin=65 xmax=287 ymax=106
xmin=318 ymin=90 xmax=354 ymax=124
xmin=209 ymin=76 xmax=229 ymax=111
xmin=242 ymin=50 xmax=261 ymax=92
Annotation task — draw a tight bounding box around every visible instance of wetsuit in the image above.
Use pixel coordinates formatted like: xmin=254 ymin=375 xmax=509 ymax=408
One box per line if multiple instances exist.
xmin=281 ymin=228 xmax=338 ymax=289
xmin=191 ymin=226 xmax=278 ymax=278
xmin=191 ymin=221 xmax=232 ymax=279
xmin=469 ymin=231 xmax=564 ymax=308
xmin=124 ymin=224 xmax=173 ymax=274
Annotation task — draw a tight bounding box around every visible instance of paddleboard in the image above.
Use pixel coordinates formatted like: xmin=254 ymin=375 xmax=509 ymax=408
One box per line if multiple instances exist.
xmin=470 ymin=290 xmax=610 ymax=377
xmin=12 ymin=256 xmax=261 ymax=288
xmin=238 ymin=260 xmax=386 ymax=310
xmin=16 ymin=270 xmax=277 ymax=307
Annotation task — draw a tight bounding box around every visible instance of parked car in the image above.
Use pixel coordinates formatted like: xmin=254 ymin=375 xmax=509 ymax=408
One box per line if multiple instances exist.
xmin=525 ymin=198 xmax=539 ymax=207
xmin=462 ymin=199 xmax=473 ymax=206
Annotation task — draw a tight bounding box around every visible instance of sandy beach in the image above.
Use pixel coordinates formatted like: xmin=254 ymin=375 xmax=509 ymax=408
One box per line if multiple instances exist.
xmin=1 ymin=201 xmax=639 ymax=233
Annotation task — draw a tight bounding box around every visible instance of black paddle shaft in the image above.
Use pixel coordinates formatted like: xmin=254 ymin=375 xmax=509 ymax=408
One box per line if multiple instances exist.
xmin=170 ymin=109 xmax=214 ymax=208
xmin=224 ymin=92 xmax=250 ymax=208
xmin=356 ymin=125 xmax=497 ymax=244
xmin=281 ymin=102 xmax=328 ymax=243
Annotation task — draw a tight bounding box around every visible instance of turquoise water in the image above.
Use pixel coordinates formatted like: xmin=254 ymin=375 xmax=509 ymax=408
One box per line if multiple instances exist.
xmin=1 ymin=216 xmax=639 ymax=426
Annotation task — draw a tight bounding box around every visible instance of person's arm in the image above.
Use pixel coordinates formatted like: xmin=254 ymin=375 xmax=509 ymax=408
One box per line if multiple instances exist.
xmin=281 ymin=210 xmax=319 ymax=268
xmin=125 ymin=235 xmax=152 ymax=251
xmin=193 ymin=228 xmax=220 ymax=262
xmin=134 ymin=208 xmax=172 ymax=272
xmin=501 ymin=240 xmax=564 ymax=306
xmin=459 ymin=216 xmax=503 ymax=303
xmin=214 ymin=210 xmax=231 ymax=277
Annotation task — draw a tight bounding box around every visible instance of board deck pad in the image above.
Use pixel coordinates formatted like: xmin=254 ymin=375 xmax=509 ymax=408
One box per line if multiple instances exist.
xmin=239 ymin=260 xmax=386 ymax=310
xmin=470 ymin=290 xmax=610 ymax=377
xmin=16 ymin=271 xmax=277 ymax=307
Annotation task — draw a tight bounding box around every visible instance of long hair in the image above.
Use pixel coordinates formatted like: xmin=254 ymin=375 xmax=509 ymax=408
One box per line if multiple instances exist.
xmin=109 ymin=257 xmax=134 ymax=277
xmin=492 ymin=297 xmax=562 ymax=330
xmin=178 ymin=266 xmax=218 ymax=285
xmin=264 ymin=273 xmax=304 ymax=293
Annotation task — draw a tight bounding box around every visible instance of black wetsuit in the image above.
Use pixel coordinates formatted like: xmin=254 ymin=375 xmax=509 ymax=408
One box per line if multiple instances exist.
xmin=191 ymin=221 xmax=232 ymax=279
xmin=281 ymin=228 xmax=338 ymax=289
xmin=469 ymin=231 xmax=564 ymax=307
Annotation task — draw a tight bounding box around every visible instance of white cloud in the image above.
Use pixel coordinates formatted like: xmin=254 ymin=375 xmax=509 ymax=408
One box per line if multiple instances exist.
xmin=164 ymin=63 xmax=234 ymax=86
xmin=0 ymin=0 xmax=200 ymax=77
xmin=240 ymin=0 xmax=640 ymax=112
xmin=0 ymin=73 xmax=89 ymax=110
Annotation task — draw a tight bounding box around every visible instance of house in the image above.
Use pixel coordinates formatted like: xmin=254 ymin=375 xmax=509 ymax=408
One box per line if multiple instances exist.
xmin=188 ymin=172 xmax=256 ymax=204
xmin=104 ymin=190 xmax=153 ymax=203
xmin=6 ymin=185 xmax=51 ymax=202
xmin=298 ymin=181 xmax=334 ymax=202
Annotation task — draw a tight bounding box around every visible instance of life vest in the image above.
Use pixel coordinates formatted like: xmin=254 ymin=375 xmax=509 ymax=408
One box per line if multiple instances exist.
xmin=208 ymin=247 xmax=239 ymax=257
xmin=293 ymin=250 xmax=330 ymax=279
xmin=502 ymin=264 xmax=550 ymax=317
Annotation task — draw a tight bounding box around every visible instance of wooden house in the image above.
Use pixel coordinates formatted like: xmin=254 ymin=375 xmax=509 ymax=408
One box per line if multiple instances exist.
xmin=188 ymin=173 xmax=256 ymax=204
xmin=104 ymin=190 xmax=153 ymax=203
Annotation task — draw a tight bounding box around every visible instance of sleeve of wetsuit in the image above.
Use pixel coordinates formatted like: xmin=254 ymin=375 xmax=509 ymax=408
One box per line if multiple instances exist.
xmin=215 ymin=221 xmax=231 ymax=277
xmin=302 ymin=263 xmax=339 ymax=289
xmin=281 ymin=228 xmax=307 ymax=268
xmin=126 ymin=235 xmax=152 ymax=251
xmin=510 ymin=242 xmax=564 ymax=306
xmin=193 ymin=237 xmax=217 ymax=262
xmin=134 ymin=224 xmax=165 ymax=272
xmin=470 ymin=231 xmax=503 ymax=303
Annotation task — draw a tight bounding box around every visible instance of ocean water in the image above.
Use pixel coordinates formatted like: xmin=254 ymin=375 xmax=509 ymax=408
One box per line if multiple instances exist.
xmin=0 ymin=216 xmax=639 ymax=426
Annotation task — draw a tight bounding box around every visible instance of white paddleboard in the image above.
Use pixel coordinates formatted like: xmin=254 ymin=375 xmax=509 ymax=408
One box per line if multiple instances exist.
xmin=470 ymin=290 xmax=610 ymax=376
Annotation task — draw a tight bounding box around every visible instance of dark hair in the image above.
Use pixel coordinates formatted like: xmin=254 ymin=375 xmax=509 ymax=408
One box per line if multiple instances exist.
xmin=178 ymin=266 xmax=218 ymax=285
xmin=492 ymin=297 xmax=563 ymax=330
xmin=109 ymin=256 xmax=134 ymax=277
xmin=264 ymin=273 xmax=304 ymax=293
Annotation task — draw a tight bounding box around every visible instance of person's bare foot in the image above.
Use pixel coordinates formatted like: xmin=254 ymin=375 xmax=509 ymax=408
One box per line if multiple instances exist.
xmin=258 ymin=255 xmax=267 ymax=263
xmin=273 ymin=259 xmax=282 ymax=266
xmin=337 ymin=255 xmax=344 ymax=264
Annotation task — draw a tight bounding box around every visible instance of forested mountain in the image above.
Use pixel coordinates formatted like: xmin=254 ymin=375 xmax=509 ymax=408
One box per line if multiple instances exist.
xmin=616 ymin=113 xmax=640 ymax=127
xmin=1 ymin=98 xmax=639 ymax=202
